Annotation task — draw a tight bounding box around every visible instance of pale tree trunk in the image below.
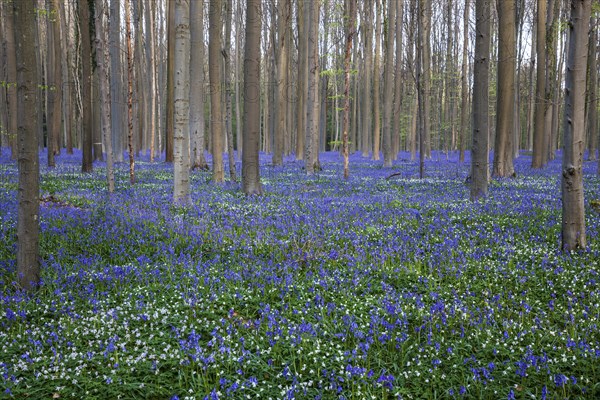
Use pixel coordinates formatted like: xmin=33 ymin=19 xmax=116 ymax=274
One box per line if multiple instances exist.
xmin=125 ymin=0 xmax=135 ymax=183
xmin=416 ymin=0 xmax=425 ymax=176
xmin=361 ymin=0 xmax=373 ymax=157
xmin=532 ymin=0 xmax=547 ymax=168
xmin=109 ymin=0 xmax=123 ymax=161
xmin=392 ymin=0 xmax=403 ymax=159
xmin=586 ymin=14 xmax=597 ymax=161
xmin=235 ymin=0 xmax=242 ymax=157
xmin=46 ymin=0 xmax=61 ymax=166
xmin=95 ymin=0 xmax=114 ymax=193
xmin=492 ymin=0 xmax=516 ymax=177
xmin=132 ymin=0 xmax=146 ymax=157
xmin=273 ymin=0 xmax=290 ymax=166
xmin=562 ymin=0 xmax=591 ymax=251
xmin=80 ymin=0 xmax=93 ymax=173
xmin=209 ymin=0 xmax=224 ymax=182
xmin=382 ymin=0 xmax=395 ymax=167
xmin=295 ymin=0 xmax=306 ymax=160
xmin=144 ymin=0 xmax=157 ymax=162
xmin=459 ymin=0 xmax=470 ymax=163
xmin=15 ymin=0 xmax=40 ymax=291
xmin=545 ymin=0 xmax=560 ymax=161
xmin=190 ymin=0 xmax=208 ymax=170
xmin=223 ymin=0 xmax=236 ymax=180
xmin=165 ymin=0 xmax=175 ymax=162
xmin=3 ymin=1 xmax=17 ymax=159
xmin=242 ymin=0 xmax=263 ymax=195
xmin=343 ymin=0 xmax=357 ymax=179
xmin=420 ymin=0 xmax=431 ymax=159
xmin=173 ymin=0 xmax=191 ymax=204
xmin=470 ymin=0 xmax=490 ymax=201
xmin=305 ymin=0 xmax=320 ymax=174
xmin=372 ymin=0 xmax=382 ymax=161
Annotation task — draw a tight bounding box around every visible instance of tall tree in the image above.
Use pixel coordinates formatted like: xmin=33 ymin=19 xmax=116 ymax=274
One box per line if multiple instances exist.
xmin=372 ymin=0 xmax=382 ymax=161
xmin=3 ymin=1 xmax=17 ymax=159
xmin=361 ymin=0 xmax=373 ymax=157
xmin=165 ymin=0 xmax=176 ymax=163
xmin=382 ymin=0 xmax=395 ymax=167
xmin=15 ymin=0 xmax=40 ymax=291
xmin=223 ymin=0 xmax=236 ymax=180
xmin=586 ymin=13 xmax=598 ymax=161
xmin=305 ymin=0 xmax=321 ymax=174
xmin=273 ymin=0 xmax=290 ymax=166
xmin=95 ymin=0 xmax=114 ymax=192
xmin=109 ymin=0 xmax=123 ymax=162
xmin=532 ymin=0 xmax=547 ymax=168
xmin=419 ymin=0 xmax=432 ymax=159
xmin=125 ymin=0 xmax=135 ymax=183
xmin=392 ymin=0 xmax=404 ymax=159
xmin=209 ymin=0 xmax=224 ymax=182
xmin=459 ymin=0 xmax=470 ymax=163
xmin=561 ymin=0 xmax=591 ymax=251
xmin=144 ymin=0 xmax=157 ymax=162
xmin=343 ymin=0 xmax=357 ymax=179
xmin=173 ymin=0 xmax=191 ymax=204
xmin=295 ymin=0 xmax=306 ymax=160
xmin=190 ymin=0 xmax=208 ymax=170
xmin=470 ymin=0 xmax=490 ymax=201
xmin=492 ymin=0 xmax=516 ymax=177
xmin=79 ymin=0 xmax=94 ymax=173
xmin=242 ymin=0 xmax=263 ymax=194
xmin=46 ymin=0 xmax=62 ymax=167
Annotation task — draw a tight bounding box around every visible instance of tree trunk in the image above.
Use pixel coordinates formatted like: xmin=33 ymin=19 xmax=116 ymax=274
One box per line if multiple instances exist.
xmin=382 ymin=0 xmax=395 ymax=167
xmin=561 ymin=0 xmax=591 ymax=251
xmin=80 ymin=0 xmax=93 ymax=173
xmin=392 ymin=0 xmax=403 ymax=159
xmin=295 ymin=0 xmax=306 ymax=160
xmin=46 ymin=0 xmax=62 ymax=166
xmin=361 ymin=0 xmax=373 ymax=157
xmin=459 ymin=0 xmax=470 ymax=163
xmin=125 ymin=0 xmax=135 ymax=183
xmin=144 ymin=0 xmax=157 ymax=162
xmin=3 ymin=1 xmax=17 ymax=159
xmin=242 ymin=0 xmax=263 ymax=195
xmin=273 ymin=0 xmax=290 ymax=166
xmin=372 ymin=0 xmax=382 ymax=161
xmin=223 ymin=0 xmax=236 ymax=180
xmin=190 ymin=0 xmax=208 ymax=170
xmin=173 ymin=0 xmax=191 ymax=204
xmin=95 ymin=0 xmax=114 ymax=192
xmin=343 ymin=0 xmax=357 ymax=179
xmin=209 ymin=0 xmax=224 ymax=182
xmin=470 ymin=0 xmax=490 ymax=201
xmin=586 ymin=14 xmax=597 ymax=161
xmin=420 ymin=0 xmax=431 ymax=159
xmin=15 ymin=0 xmax=40 ymax=291
xmin=165 ymin=0 xmax=175 ymax=162
xmin=532 ymin=0 xmax=547 ymax=168
xmin=305 ymin=0 xmax=320 ymax=174
xmin=492 ymin=0 xmax=516 ymax=177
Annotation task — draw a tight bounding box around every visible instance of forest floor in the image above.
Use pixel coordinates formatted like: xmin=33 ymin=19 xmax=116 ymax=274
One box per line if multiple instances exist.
xmin=1 ymin=149 xmax=600 ymax=399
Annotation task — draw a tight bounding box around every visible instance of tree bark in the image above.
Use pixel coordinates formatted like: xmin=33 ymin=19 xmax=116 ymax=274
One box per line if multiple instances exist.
xmin=470 ymin=0 xmax=490 ymax=201
xmin=190 ymin=0 xmax=208 ymax=170
xmin=125 ymin=0 xmax=135 ymax=183
xmin=372 ymin=0 xmax=382 ymax=161
xmin=242 ymin=0 xmax=263 ymax=195
xmin=173 ymin=0 xmax=191 ymax=204
xmin=46 ymin=0 xmax=62 ymax=166
xmin=586 ymin=14 xmax=597 ymax=161
xmin=3 ymin=1 xmax=17 ymax=159
xmin=165 ymin=0 xmax=175 ymax=162
xmin=382 ymin=0 xmax=395 ymax=167
xmin=209 ymin=0 xmax=224 ymax=182
xmin=459 ymin=0 xmax=470 ymax=163
xmin=343 ymin=0 xmax=356 ymax=179
xmin=561 ymin=0 xmax=591 ymax=251
xmin=79 ymin=0 xmax=94 ymax=173
xmin=492 ymin=0 xmax=516 ymax=177
xmin=109 ymin=0 xmax=123 ymax=162
xmin=95 ymin=0 xmax=114 ymax=193
xmin=273 ymin=0 xmax=290 ymax=166
xmin=361 ymin=0 xmax=373 ymax=157
xmin=295 ymin=0 xmax=306 ymax=160
xmin=392 ymin=0 xmax=403 ymax=159
xmin=305 ymin=0 xmax=320 ymax=174
xmin=15 ymin=0 xmax=40 ymax=291
xmin=223 ymin=0 xmax=236 ymax=180
xmin=532 ymin=0 xmax=547 ymax=168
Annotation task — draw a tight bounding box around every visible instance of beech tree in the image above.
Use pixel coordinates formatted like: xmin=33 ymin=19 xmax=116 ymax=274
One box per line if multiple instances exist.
xmin=532 ymin=0 xmax=547 ymax=168
xmin=561 ymin=0 xmax=591 ymax=251
xmin=342 ymin=0 xmax=357 ymax=179
xmin=190 ymin=0 xmax=208 ymax=170
xmin=209 ymin=0 xmax=225 ymax=183
xmin=173 ymin=0 xmax=191 ymax=204
xmin=15 ymin=0 xmax=40 ymax=291
xmin=79 ymin=0 xmax=93 ymax=173
xmin=242 ymin=0 xmax=263 ymax=194
xmin=470 ymin=0 xmax=490 ymax=201
xmin=382 ymin=0 xmax=395 ymax=167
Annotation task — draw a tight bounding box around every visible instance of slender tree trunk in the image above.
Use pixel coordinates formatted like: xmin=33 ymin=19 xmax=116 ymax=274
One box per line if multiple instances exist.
xmin=235 ymin=0 xmax=242 ymax=157
xmin=343 ymin=0 xmax=357 ymax=179
xmin=15 ymin=0 xmax=40 ymax=291
xmin=46 ymin=0 xmax=62 ymax=166
xmin=242 ymin=0 xmax=263 ymax=194
xmin=144 ymin=0 xmax=157 ymax=162
xmin=420 ymin=0 xmax=431 ymax=158
xmin=165 ymin=0 xmax=175 ymax=162
xmin=108 ymin=0 xmax=122 ymax=161
xmin=4 ymin=1 xmax=17 ymax=159
xmin=586 ymin=14 xmax=598 ymax=161
xmin=295 ymin=0 xmax=306 ymax=160
xmin=80 ymin=0 xmax=93 ymax=173
xmin=459 ymin=0 xmax=470 ymax=163
xmin=361 ymin=0 xmax=373 ymax=157
xmin=273 ymin=0 xmax=290 ymax=166
xmin=125 ymin=0 xmax=135 ymax=183
xmin=392 ymin=0 xmax=403 ymax=159
xmin=532 ymin=0 xmax=547 ymax=168
xmin=305 ymin=0 xmax=321 ymax=174
xmin=223 ymin=0 xmax=236 ymax=180
xmin=382 ymin=0 xmax=395 ymax=167
xmin=209 ymin=0 xmax=224 ymax=182
xmin=561 ymin=0 xmax=591 ymax=251
xmin=190 ymin=0 xmax=208 ymax=170
xmin=95 ymin=0 xmax=114 ymax=192
xmin=372 ymin=0 xmax=382 ymax=161
xmin=173 ymin=0 xmax=191 ymax=204
xmin=492 ymin=0 xmax=516 ymax=177
xmin=470 ymin=0 xmax=490 ymax=201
